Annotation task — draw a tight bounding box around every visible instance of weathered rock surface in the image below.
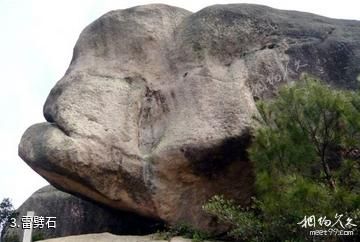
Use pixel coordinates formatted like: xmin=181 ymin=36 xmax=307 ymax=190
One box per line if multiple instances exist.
xmin=19 ymin=4 xmax=360 ymax=232
xmin=1 ymin=186 xmax=163 ymax=242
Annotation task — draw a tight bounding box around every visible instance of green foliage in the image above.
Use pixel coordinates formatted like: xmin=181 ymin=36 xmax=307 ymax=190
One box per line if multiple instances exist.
xmin=0 ymin=198 xmax=16 ymax=235
xmin=2 ymin=233 xmax=20 ymax=242
xmin=252 ymin=77 xmax=360 ymax=190
xmin=156 ymin=223 xmax=209 ymax=242
xmin=32 ymin=231 xmax=45 ymax=241
xmin=203 ymin=195 xmax=264 ymax=241
xmin=204 ymin=77 xmax=360 ymax=241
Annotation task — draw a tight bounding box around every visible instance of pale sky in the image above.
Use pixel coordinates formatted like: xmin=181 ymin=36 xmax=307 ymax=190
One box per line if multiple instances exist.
xmin=0 ymin=0 xmax=359 ymax=208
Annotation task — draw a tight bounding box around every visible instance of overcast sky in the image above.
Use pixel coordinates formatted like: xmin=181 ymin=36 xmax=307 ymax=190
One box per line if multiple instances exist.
xmin=0 ymin=0 xmax=359 ymax=208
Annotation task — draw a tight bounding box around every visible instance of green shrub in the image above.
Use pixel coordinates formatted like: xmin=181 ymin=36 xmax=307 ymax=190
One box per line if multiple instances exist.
xmin=203 ymin=195 xmax=264 ymax=241
xmin=204 ymin=77 xmax=360 ymax=241
xmin=32 ymin=231 xmax=45 ymax=241
xmin=2 ymin=233 xmax=20 ymax=242
xmin=155 ymin=223 xmax=209 ymax=242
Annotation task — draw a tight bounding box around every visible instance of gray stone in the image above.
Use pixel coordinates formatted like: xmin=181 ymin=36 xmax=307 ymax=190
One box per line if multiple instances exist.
xmin=19 ymin=4 xmax=360 ymax=232
xmin=1 ymin=186 xmax=163 ymax=242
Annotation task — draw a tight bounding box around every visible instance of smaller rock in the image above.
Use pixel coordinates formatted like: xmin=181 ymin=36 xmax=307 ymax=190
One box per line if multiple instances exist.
xmin=1 ymin=186 xmax=163 ymax=242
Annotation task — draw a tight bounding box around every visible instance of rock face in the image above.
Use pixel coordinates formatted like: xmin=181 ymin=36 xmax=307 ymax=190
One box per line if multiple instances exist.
xmin=1 ymin=186 xmax=163 ymax=242
xmin=19 ymin=4 xmax=360 ymax=232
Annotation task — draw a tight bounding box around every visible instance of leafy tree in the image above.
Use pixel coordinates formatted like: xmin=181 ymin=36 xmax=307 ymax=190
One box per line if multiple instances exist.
xmin=252 ymin=77 xmax=360 ymax=191
xmin=0 ymin=198 xmax=16 ymax=236
xmin=204 ymin=77 xmax=360 ymax=241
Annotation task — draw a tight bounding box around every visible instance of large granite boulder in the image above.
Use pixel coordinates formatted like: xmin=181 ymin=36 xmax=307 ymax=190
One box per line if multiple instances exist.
xmin=1 ymin=186 xmax=163 ymax=242
xmin=19 ymin=4 xmax=360 ymax=232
